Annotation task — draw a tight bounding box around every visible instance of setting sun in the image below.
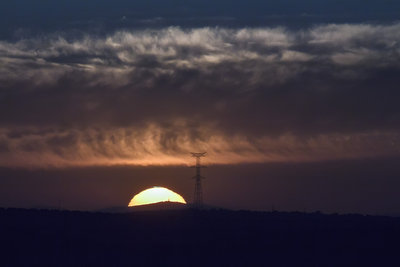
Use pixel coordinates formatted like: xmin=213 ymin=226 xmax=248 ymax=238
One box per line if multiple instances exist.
xmin=128 ymin=187 xmax=187 ymax=207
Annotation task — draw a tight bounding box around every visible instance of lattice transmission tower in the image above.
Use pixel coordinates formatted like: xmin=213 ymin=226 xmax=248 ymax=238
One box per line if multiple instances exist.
xmin=191 ymin=152 xmax=206 ymax=207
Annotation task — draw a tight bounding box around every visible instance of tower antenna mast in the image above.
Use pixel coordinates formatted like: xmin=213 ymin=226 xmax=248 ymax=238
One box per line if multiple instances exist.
xmin=190 ymin=152 xmax=206 ymax=208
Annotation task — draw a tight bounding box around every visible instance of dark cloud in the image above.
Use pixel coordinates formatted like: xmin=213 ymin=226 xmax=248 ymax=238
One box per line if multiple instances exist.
xmin=0 ymin=24 xmax=400 ymax=167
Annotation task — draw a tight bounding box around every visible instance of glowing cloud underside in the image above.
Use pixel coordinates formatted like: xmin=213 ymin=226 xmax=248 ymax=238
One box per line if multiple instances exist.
xmin=128 ymin=187 xmax=187 ymax=207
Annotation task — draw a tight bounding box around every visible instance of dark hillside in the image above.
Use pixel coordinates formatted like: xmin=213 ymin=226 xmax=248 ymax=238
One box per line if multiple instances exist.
xmin=1 ymin=208 xmax=399 ymax=266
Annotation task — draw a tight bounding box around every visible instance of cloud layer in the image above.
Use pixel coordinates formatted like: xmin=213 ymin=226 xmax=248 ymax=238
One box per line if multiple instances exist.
xmin=1 ymin=23 xmax=400 ymax=167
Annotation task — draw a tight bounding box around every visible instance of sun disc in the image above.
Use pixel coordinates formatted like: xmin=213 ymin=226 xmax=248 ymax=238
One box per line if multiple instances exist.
xmin=128 ymin=187 xmax=186 ymax=207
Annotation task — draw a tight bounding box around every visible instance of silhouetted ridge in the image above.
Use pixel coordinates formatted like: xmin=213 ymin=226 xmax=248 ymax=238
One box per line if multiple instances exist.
xmin=1 ymin=208 xmax=399 ymax=266
xmin=101 ymin=201 xmax=187 ymax=213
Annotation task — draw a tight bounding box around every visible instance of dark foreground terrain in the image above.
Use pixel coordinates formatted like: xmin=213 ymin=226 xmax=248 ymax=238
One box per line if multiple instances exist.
xmin=1 ymin=208 xmax=400 ymax=266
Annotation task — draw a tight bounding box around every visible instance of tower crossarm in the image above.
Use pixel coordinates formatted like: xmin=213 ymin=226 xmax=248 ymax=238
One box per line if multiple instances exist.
xmin=191 ymin=152 xmax=207 ymax=158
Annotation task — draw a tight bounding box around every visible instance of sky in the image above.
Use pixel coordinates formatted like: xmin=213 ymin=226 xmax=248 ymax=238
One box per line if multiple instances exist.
xmin=0 ymin=0 xmax=400 ymax=214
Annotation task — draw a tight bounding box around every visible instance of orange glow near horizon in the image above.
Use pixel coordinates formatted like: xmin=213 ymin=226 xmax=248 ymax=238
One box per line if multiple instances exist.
xmin=128 ymin=187 xmax=187 ymax=207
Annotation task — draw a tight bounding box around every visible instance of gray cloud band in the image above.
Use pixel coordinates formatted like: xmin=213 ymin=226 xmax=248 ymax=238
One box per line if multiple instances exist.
xmin=1 ymin=24 xmax=399 ymax=88
xmin=0 ymin=24 xmax=399 ymax=167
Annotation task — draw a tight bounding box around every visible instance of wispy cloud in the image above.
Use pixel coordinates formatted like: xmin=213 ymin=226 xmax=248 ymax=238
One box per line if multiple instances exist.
xmin=0 ymin=126 xmax=399 ymax=168
xmin=1 ymin=24 xmax=399 ymax=86
xmin=0 ymin=23 xmax=400 ymax=167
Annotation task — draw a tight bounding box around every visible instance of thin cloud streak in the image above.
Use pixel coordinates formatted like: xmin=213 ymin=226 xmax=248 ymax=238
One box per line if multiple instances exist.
xmin=0 ymin=126 xmax=399 ymax=168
